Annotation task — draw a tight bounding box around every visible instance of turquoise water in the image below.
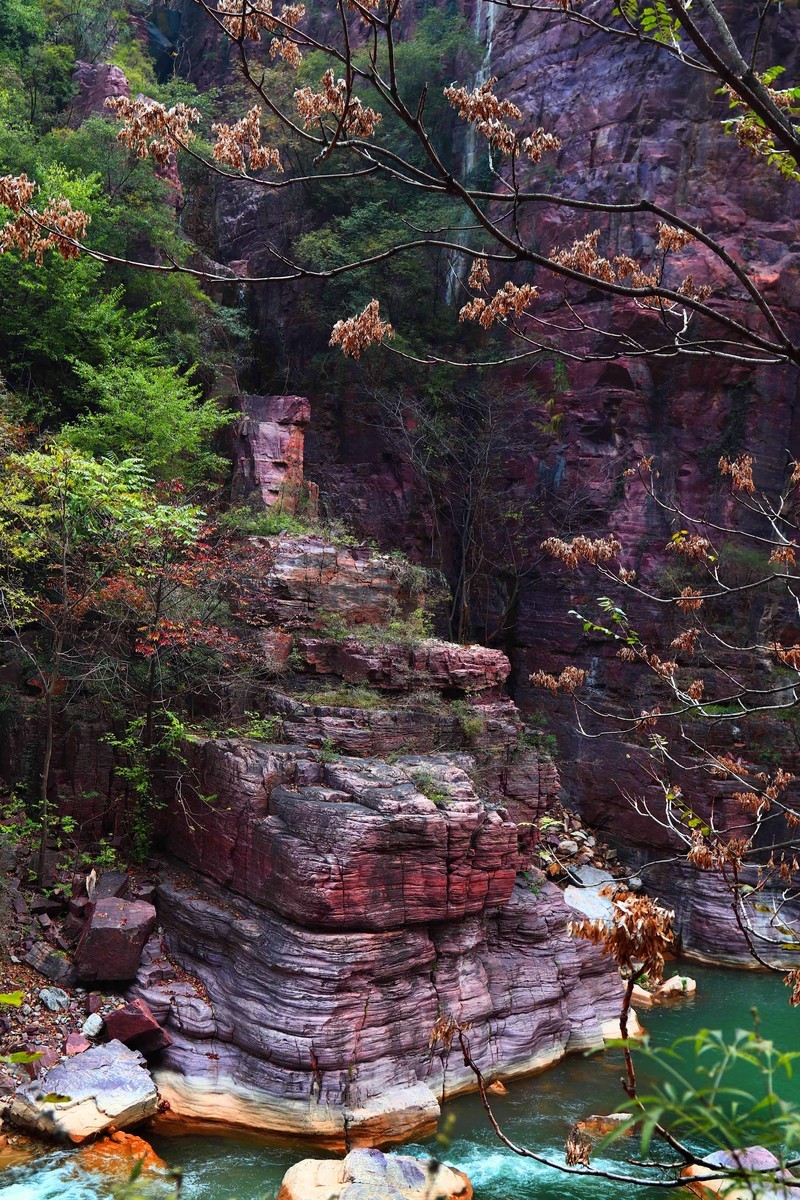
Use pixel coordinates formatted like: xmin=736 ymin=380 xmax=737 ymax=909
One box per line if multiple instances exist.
xmin=1 ymin=964 xmax=796 ymax=1200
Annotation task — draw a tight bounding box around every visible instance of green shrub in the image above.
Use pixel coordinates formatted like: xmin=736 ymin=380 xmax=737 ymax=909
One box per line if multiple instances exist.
xmin=219 ymin=506 xmax=314 ymax=538
xmin=518 ymin=712 xmax=558 ymax=759
xmin=304 ymin=684 xmax=387 ymax=710
xmin=318 ymin=606 xmax=434 ymax=649
xmin=450 ymin=699 xmax=485 ymax=742
xmin=410 ymin=768 xmax=450 ymax=806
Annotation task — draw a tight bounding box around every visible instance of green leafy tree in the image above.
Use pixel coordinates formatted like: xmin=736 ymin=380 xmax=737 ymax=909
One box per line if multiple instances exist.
xmin=65 ymin=357 xmax=231 ymax=483
xmin=0 ymin=440 xmax=203 ymax=881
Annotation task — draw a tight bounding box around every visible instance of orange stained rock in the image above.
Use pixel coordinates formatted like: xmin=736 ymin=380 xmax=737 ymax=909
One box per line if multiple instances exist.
xmin=76 ymin=1130 xmax=167 ymax=1175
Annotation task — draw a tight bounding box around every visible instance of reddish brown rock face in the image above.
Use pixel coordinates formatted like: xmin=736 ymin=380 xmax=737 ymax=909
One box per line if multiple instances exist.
xmin=163 ymin=743 xmax=519 ymax=930
xmin=242 ymin=536 xmax=420 ymax=631
xmin=70 ymin=62 xmax=129 ymax=125
xmin=75 ymin=898 xmax=157 ymax=983
xmin=297 ymin=637 xmax=510 ymax=694
xmin=103 ymin=999 xmax=172 ymax=1055
xmin=232 ymin=395 xmax=311 ymax=511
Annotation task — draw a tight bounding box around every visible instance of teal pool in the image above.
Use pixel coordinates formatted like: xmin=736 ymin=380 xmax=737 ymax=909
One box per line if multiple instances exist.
xmin=1 ymin=964 xmax=796 ymax=1199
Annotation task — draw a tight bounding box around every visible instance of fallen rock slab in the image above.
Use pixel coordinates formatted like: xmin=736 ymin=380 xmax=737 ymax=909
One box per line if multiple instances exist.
xmin=75 ymin=897 xmax=157 ymax=982
xmin=277 ymin=1148 xmax=472 ymax=1200
xmin=65 ymin=1034 xmax=91 ymax=1056
xmin=6 ymin=1040 xmax=158 ymax=1143
xmin=104 ymin=998 xmax=172 ymax=1055
xmin=24 ymin=942 xmax=76 ymax=986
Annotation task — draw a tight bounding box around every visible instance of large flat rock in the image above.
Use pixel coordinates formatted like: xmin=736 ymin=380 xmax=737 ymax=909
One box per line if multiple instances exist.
xmin=6 ymin=1041 xmax=157 ymax=1144
xmin=165 ymin=747 xmax=519 ymax=930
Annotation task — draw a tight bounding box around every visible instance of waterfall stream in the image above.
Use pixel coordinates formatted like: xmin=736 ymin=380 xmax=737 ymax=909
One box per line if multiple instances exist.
xmin=443 ymin=0 xmax=498 ymax=307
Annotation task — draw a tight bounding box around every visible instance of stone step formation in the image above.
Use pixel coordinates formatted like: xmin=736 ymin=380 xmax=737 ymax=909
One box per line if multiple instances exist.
xmin=0 ymin=403 xmax=623 ymax=1149
xmin=125 ymin=520 xmax=624 ymax=1144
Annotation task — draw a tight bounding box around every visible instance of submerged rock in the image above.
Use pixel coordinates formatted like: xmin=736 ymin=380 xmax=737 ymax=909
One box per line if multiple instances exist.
xmin=6 ymin=1040 xmax=158 ymax=1143
xmin=277 ymin=1149 xmax=472 ymax=1200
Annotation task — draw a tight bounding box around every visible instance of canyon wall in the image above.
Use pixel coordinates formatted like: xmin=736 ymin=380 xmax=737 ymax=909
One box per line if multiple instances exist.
xmin=169 ymin=1 xmax=800 ymax=924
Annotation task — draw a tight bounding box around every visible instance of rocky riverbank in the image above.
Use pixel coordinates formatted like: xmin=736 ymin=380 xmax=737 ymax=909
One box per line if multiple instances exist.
xmin=0 ymin=523 xmax=629 ymax=1148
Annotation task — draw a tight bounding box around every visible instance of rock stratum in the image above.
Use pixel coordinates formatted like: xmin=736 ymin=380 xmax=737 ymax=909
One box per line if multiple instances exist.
xmin=163 ymin=0 xmax=800 ymax=964
xmin=125 ymin=537 xmax=622 ymax=1145
xmin=1 ymin=523 xmax=623 ymax=1146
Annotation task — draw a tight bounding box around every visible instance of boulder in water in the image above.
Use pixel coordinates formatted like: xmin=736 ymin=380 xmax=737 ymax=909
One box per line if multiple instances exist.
xmin=277 ymin=1148 xmax=472 ymax=1200
xmin=682 ymin=1146 xmax=796 ymax=1199
xmin=656 ymin=974 xmax=696 ymax=999
xmin=76 ymin=1130 xmax=167 ymax=1175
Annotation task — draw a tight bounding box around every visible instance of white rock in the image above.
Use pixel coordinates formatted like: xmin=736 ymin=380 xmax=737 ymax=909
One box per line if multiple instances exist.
xmin=81 ymin=1013 xmax=104 ymax=1039
xmin=657 ymin=975 xmax=696 ymax=998
xmin=602 ymin=1007 xmax=645 ymax=1041
xmin=39 ymin=988 xmax=69 ymax=1013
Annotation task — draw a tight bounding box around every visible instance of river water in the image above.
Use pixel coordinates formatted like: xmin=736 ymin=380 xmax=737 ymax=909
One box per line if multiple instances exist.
xmin=1 ymin=964 xmax=796 ymax=1200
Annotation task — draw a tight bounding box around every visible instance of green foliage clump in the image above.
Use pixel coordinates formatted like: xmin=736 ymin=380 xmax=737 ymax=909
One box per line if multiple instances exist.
xmin=518 ymin=711 xmax=559 ymax=759
xmin=0 ymin=8 xmax=248 ymax=486
xmin=605 ymin=1021 xmax=800 ymax=1178
xmin=304 ymin=684 xmax=387 ymax=711
xmin=450 ymin=699 xmax=485 ymax=743
xmin=410 ymin=768 xmax=450 ymax=806
xmin=317 ymin=605 xmax=433 ymax=648
xmin=219 ymin=505 xmax=316 ymax=538
xmin=64 ymin=357 xmax=231 ymax=483
xmin=204 ymin=711 xmax=285 ymax=742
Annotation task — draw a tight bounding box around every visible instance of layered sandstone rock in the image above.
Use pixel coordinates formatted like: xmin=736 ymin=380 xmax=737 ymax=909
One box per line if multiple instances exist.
xmin=297 ymin=637 xmax=510 ymax=695
xmin=140 ymin=873 xmax=621 ymax=1146
xmin=268 ymin=690 xmax=520 ymax=756
xmin=232 ymin=395 xmax=311 ymax=511
xmin=70 ymin=62 xmax=128 ymax=124
xmin=244 ymin=537 xmax=420 ymax=631
xmin=161 ymin=744 xmax=519 ymax=929
xmin=628 ymin=858 xmax=800 ymax=969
